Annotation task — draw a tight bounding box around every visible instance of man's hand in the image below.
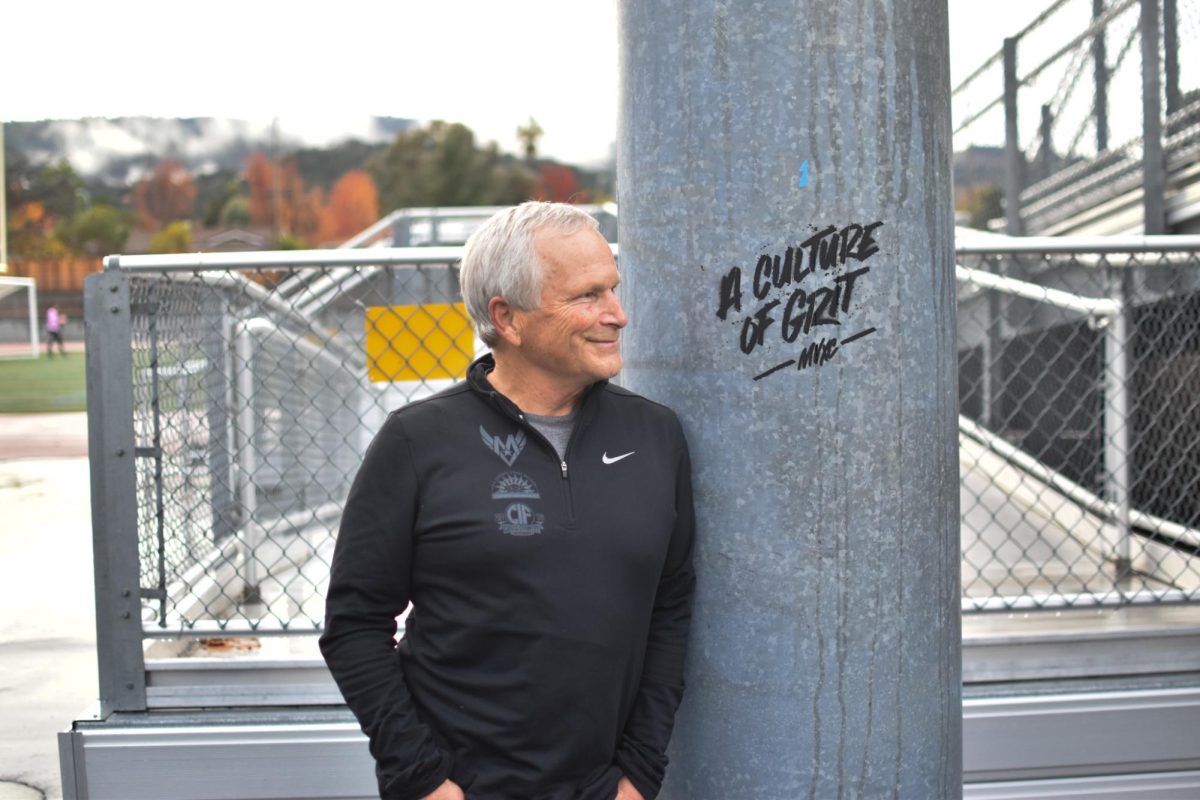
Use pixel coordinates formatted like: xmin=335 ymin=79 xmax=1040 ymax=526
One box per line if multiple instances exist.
xmin=615 ymin=776 xmax=645 ymax=800
xmin=421 ymin=779 xmax=465 ymax=800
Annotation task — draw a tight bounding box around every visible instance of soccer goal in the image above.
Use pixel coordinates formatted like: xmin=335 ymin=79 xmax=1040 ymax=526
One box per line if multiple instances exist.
xmin=0 ymin=276 xmax=39 ymax=359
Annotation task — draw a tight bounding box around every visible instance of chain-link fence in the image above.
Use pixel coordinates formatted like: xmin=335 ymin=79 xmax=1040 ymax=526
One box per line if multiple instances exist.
xmin=115 ymin=253 xmax=471 ymax=635
xmin=89 ymin=236 xmax=1200 ymax=641
xmin=952 ymin=0 xmax=1200 ymax=234
xmin=958 ymin=239 xmax=1200 ymax=610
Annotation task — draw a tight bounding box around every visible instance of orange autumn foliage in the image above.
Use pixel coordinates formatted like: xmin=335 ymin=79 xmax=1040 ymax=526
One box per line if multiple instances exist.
xmin=244 ymin=151 xmax=326 ymax=242
xmin=318 ymin=170 xmax=380 ymax=244
xmin=132 ymin=161 xmax=197 ymax=229
xmin=532 ymin=164 xmax=588 ymax=204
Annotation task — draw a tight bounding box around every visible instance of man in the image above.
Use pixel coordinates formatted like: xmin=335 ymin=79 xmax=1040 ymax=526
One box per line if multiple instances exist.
xmin=320 ymin=202 xmax=695 ymax=800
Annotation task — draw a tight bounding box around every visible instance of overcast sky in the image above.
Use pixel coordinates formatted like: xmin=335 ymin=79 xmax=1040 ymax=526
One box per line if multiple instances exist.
xmin=5 ymin=0 xmax=1078 ymax=165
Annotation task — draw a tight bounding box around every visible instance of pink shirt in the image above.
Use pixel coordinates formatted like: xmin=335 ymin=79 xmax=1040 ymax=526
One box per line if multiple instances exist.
xmin=47 ymin=308 xmax=62 ymax=332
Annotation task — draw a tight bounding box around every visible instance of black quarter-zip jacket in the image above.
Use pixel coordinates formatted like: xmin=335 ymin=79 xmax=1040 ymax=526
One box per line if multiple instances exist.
xmin=320 ymin=356 xmax=695 ymax=800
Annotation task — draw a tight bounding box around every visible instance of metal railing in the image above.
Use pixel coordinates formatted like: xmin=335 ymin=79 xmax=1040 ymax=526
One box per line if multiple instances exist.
xmin=952 ymin=0 xmax=1200 ymax=234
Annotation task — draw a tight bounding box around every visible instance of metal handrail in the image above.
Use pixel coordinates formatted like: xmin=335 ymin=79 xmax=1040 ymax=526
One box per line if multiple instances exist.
xmin=952 ymin=0 xmax=1138 ymax=135
xmin=955 ymin=264 xmax=1121 ymax=315
xmin=105 ymin=247 xmax=469 ymax=273
xmin=955 ymin=234 xmax=1200 ymax=255
xmin=951 ymin=0 xmax=1076 ymax=97
xmin=960 ymin=416 xmax=1200 ymax=557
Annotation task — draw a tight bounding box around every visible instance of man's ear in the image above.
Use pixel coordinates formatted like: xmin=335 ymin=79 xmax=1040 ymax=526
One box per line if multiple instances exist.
xmin=488 ymin=296 xmax=522 ymax=347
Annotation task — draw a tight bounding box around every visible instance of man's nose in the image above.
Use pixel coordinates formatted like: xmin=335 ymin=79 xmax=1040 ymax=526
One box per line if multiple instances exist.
xmin=603 ymin=291 xmax=628 ymax=328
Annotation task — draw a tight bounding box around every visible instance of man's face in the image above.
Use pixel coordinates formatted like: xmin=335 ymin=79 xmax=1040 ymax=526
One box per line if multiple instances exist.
xmin=509 ymin=225 xmax=627 ymax=391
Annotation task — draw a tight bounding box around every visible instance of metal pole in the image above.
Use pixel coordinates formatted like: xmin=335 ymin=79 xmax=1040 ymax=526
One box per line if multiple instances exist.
xmin=1104 ymin=272 xmax=1132 ymax=587
xmin=618 ymin=1 xmax=961 ymax=796
xmin=0 ymin=120 xmax=8 ymax=272
xmin=1163 ymin=0 xmax=1180 ymax=117
xmin=235 ymin=323 xmax=261 ymax=601
xmin=207 ymin=304 xmax=237 ymax=546
xmin=1093 ymin=0 xmax=1110 ymax=152
xmin=1140 ymin=0 xmax=1166 ymax=235
xmin=28 ymin=279 xmax=39 ymax=358
xmin=984 ymin=285 xmax=1005 ymax=430
xmin=83 ymin=270 xmax=147 ymax=713
xmin=1004 ymin=37 xmax=1024 ymax=235
xmin=1039 ymin=104 xmax=1055 ymax=182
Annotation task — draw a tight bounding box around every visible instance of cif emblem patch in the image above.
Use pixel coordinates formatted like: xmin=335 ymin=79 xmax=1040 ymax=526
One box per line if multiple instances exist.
xmin=480 ymin=425 xmax=526 ymax=467
xmin=495 ymin=502 xmax=545 ymax=536
xmin=491 ymin=472 xmax=540 ymax=499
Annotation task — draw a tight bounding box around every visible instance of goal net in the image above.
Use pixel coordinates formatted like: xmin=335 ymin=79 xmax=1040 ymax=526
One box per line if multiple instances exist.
xmin=0 ymin=277 xmax=39 ymax=358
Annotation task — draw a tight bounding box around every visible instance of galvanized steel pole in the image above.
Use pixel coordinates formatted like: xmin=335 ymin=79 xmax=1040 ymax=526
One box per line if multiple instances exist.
xmin=1003 ymin=37 xmax=1024 ymax=236
xmin=617 ymin=1 xmax=961 ymax=797
xmin=1093 ymin=0 xmax=1110 ymax=153
xmin=1140 ymin=0 xmax=1166 ymax=235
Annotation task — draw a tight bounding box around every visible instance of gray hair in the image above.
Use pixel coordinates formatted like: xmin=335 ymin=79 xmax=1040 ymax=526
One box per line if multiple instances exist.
xmin=459 ymin=202 xmax=600 ymax=346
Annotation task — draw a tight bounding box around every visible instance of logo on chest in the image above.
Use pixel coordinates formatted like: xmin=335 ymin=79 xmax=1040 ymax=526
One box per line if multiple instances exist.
xmin=491 ymin=471 xmax=540 ymax=499
xmin=495 ymin=502 xmax=545 ymax=536
xmin=480 ymin=425 xmax=526 ymax=466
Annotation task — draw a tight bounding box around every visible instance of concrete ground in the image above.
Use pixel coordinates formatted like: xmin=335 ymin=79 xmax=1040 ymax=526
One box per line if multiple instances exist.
xmin=0 ymin=414 xmax=94 ymax=800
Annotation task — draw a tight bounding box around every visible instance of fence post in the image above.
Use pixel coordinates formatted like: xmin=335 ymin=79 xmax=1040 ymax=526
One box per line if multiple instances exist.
xmin=392 ymin=214 xmax=412 ymax=247
xmin=1004 ymin=36 xmax=1024 ymax=235
xmin=1104 ymin=271 xmax=1133 ymax=587
xmin=1039 ymin=104 xmax=1055 ymax=182
xmin=618 ymin=0 xmax=961 ymax=795
xmin=1092 ymin=0 xmax=1109 ymax=152
xmin=1140 ymin=0 xmax=1166 ymax=235
xmin=1163 ymin=0 xmax=1180 ymax=117
xmin=207 ymin=304 xmax=238 ymax=545
xmin=27 ymin=278 xmax=40 ymax=356
xmin=235 ymin=321 xmax=261 ymax=600
xmin=0 ymin=121 xmax=6 ymax=270
xmin=984 ymin=278 xmax=1008 ymax=430
xmin=84 ymin=267 xmax=146 ymax=713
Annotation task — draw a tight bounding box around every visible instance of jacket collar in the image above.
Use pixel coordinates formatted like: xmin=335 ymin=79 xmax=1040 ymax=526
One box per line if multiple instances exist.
xmin=467 ymin=354 xmax=607 ymax=422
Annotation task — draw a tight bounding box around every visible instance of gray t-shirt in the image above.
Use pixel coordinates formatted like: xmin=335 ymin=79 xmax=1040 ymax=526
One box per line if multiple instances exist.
xmin=524 ymin=410 xmax=577 ymax=461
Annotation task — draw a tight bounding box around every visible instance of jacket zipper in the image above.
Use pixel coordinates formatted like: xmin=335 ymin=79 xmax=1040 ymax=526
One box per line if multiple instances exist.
xmin=559 ymin=441 xmax=576 ymax=527
xmin=514 ymin=411 xmax=577 ymax=527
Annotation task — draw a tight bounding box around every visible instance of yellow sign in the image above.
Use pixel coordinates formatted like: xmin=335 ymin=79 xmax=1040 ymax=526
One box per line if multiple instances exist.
xmin=365 ymin=303 xmax=474 ymax=383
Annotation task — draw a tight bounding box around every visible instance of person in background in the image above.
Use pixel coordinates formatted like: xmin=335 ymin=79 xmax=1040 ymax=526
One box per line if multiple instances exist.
xmin=46 ymin=304 xmax=67 ymax=358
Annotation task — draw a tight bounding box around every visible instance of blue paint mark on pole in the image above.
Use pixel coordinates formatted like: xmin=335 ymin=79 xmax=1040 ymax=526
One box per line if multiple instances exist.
xmin=799 ymin=160 xmax=810 ymax=188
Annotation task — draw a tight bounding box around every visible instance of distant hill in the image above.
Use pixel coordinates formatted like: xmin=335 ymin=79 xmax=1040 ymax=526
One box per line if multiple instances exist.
xmin=4 ymin=115 xmax=414 ymax=187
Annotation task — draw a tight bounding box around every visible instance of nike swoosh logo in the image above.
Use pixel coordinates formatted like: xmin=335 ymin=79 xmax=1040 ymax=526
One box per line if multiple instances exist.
xmin=602 ymin=451 xmax=635 ymax=465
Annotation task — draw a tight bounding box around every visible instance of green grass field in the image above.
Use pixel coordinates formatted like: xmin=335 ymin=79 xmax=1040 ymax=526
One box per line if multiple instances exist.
xmin=0 ymin=354 xmax=87 ymax=413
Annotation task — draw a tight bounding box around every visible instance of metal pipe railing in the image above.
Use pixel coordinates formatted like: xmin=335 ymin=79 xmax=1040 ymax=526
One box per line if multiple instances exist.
xmin=955 ymin=234 xmax=1200 ymax=255
xmin=956 ymin=264 xmax=1121 ymax=315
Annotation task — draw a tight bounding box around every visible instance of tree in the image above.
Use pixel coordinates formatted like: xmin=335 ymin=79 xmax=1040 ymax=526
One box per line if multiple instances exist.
xmin=4 ymin=159 xmax=89 ymax=258
xmin=203 ymin=177 xmax=244 ymax=227
xmin=149 ymin=221 xmax=192 ymax=254
xmin=219 ymin=196 xmax=251 ymax=226
xmin=133 ymin=161 xmax=197 ymax=229
xmin=516 ymin=117 xmax=544 ymax=162
xmin=244 ymin=151 xmax=278 ymax=228
xmin=6 ymin=201 xmax=72 ymax=259
xmin=26 ymin=160 xmax=89 ymax=219
xmin=532 ymin=164 xmax=587 ymax=204
xmin=243 ymin=151 xmax=322 ymax=239
xmin=319 ymin=170 xmax=379 ymax=243
xmin=59 ymin=204 xmax=133 ymax=256
xmin=369 ymin=121 xmax=536 ymax=211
